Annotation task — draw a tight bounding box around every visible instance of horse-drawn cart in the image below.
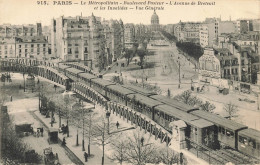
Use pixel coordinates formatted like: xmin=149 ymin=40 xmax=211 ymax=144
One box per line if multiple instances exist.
xmin=43 ymin=147 xmax=60 ymax=165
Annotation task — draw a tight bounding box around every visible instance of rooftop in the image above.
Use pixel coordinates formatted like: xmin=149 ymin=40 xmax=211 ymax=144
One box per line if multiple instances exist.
xmin=150 ymin=95 xmax=198 ymax=112
xmin=91 ymin=78 xmax=115 ymax=87
xmin=127 ymin=93 xmax=163 ymax=107
xmin=191 ymin=110 xmax=247 ymax=131
xmin=107 ymin=84 xmax=136 ymax=95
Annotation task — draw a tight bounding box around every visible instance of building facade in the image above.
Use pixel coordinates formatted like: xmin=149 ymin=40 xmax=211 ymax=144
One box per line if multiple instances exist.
xmin=124 ymin=23 xmax=135 ymax=49
xmin=199 ymin=48 xmax=221 ymax=83
xmin=0 ymin=23 xmax=42 ymax=38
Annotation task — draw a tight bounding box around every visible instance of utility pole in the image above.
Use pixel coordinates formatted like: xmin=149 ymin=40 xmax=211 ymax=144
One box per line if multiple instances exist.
xmin=142 ymin=69 xmax=145 ymax=88
xmin=178 ymin=60 xmax=181 ymax=89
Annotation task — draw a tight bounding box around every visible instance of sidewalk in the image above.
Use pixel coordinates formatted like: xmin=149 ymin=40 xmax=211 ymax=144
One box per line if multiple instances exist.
xmin=33 ymin=109 xmax=116 ymax=165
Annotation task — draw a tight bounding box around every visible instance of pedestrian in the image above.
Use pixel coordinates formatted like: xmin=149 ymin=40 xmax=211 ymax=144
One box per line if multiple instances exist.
xmin=10 ymin=95 xmax=12 ymax=102
xmin=116 ymin=121 xmax=119 ymax=129
xmin=136 ymin=79 xmax=138 ymax=83
xmin=40 ymin=128 xmax=44 ymax=137
xmin=146 ymin=77 xmax=147 ymax=81
xmin=179 ymin=152 xmax=184 ymax=165
xmin=62 ymin=137 xmax=66 ymax=146
xmin=84 ymin=152 xmax=88 ymax=162
xmin=141 ymin=137 xmax=144 ymax=146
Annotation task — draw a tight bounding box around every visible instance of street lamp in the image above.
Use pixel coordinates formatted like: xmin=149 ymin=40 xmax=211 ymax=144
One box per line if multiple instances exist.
xmin=106 ymin=111 xmax=111 ymax=134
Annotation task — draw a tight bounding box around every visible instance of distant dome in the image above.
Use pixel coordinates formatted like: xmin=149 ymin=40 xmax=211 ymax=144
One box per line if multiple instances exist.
xmin=151 ymin=10 xmax=159 ymax=25
xmin=90 ymin=13 xmax=96 ymax=23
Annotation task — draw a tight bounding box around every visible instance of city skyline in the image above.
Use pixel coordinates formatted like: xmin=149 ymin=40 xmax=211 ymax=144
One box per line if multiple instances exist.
xmin=0 ymin=0 xmax=259 ymax=26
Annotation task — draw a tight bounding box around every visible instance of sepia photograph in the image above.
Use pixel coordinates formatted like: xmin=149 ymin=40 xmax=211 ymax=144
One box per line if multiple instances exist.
xmin=0 ymin=0 xmax=260 ymax=164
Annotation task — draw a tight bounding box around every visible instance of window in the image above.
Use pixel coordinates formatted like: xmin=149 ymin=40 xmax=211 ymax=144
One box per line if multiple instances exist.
xmin=226 ymin=129 xmax=234 ymax=138
xmin=68 ymin=48 xmax=72 ymax=54
xmin=239 ymin=136 xmax=248 ymax=145
xmin=31 ymin=44 xmax=34 ymax=48
xmin=68 ymin=33 xmax=71 ymax=38
xmin=75 ymin=47 xmax=79 ymax=53
xmin=43 ymin=44 xmax=46 ymax=47
xmin=241 ymin=60 xmax=245 ymax=65
xmin=84 ymin=40 xmax=88 ymax=46
xmin=31 ymin=49 xmax=34 ymax=53
xmin=84 ymin=47 xmax=88 ymax=53
xmin=249 ymin=139 xmax=256 ymax=149
xmin=19 ymin=45 xmax=21 ymax=48
xmin=37 ymin=44 xmax=40 ymax=47
xmin=75 ymin=55 xmax=78 ymax=58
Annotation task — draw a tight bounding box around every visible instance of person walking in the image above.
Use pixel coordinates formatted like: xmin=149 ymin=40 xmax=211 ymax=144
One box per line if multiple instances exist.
xmin=116 ymin=121 xmax=119 ymax=129
xmin=10 ymin=96 xmax=12 ymax=102
xmin=62 ymin=137 xmax=66 ymax=146
xmin=84 ymin=152 xmax=88 ymax=162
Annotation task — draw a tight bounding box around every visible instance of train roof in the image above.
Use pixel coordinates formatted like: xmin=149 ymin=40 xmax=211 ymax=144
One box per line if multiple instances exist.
xmin=107 ymin=85 xmax=136 ymax=95
xmin=66 ymin=67 xmax=84 ymax=74
xmin=78 ymin=72 xmax=97 ymax=80
xmin=127 ymin=93 xmax=163 ymax=107
xmin=155 ymin=104 xmax=198 ymax=123
xmin=239 ymin=128 xmax=260 ymax=141
xmin=58 ymin=64 xmax=71 ymax=70
xmin=150 ymin=95 xmax=199 ymax=112
xmin=122 ymin=84 xmax=157 ymax=96
xmin=155 ymin=105 xmax=214 ymax=128
xmin=191 ymin=110 xmax=247 ymax=131
xmin=91 ymin=78 xmax=115 ymax=87
xmin=189 ymin=119 xmax=214 ymax=128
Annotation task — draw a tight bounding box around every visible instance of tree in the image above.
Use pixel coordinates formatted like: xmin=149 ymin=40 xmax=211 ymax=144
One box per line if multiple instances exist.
xmin=125 ymin=131 xmax=155 ymax=165
xmin=92 ymin=116 xmax=115 ymax=165
xmin=110 ymin=133 xmax=128 ymax=165
xmin=137 ymin=49 xmax=147 ymax=69
xmin=124 ymin=49 xmax=133 ymax=66
xmin=200 ymin=101 xmax=216 ymax=112
xmin=174 ymin=90 xmax=202 ymax=107
xmin=157 ymin=147 xmax=180 ymax=165
xmin=224 ymin=102 xmax=238 ymax=119
xmin=58 ymin=95 xmax=76 ymax=137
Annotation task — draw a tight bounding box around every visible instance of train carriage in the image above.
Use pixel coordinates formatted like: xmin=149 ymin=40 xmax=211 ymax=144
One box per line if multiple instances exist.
xmin=65 ymin=68 xmax=84 ymax=81
xmin=190 ymin=110 xmax=248 ymax=149
xmin=238 ymin=128 xmax=260 ymax=159
xmin=78 ymin=72 xmax=97 ymax=87
xmin=122 ymin=84 xmax=157 ymax=97
xmin=91 ymin=78 xmax=115 ymax=97
xmin=106 ymin=85 xmax=136 ymax=105
xmin=154 ymin=105 xmax=215 ymax=148
xmin=150 ymin=95 xmax=199 ymax=112
xmin=57 ymin=63 xmax=71 ymax=73
xmin=126 ymin=94 xmax=163 ymax=119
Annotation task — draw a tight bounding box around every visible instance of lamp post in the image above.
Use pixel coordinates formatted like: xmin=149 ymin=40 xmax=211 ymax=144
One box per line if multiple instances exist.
xmin=23 ymin=72 xmax=26 ymax=92
xmin=106 ymin=111 xmax=111 ymax=134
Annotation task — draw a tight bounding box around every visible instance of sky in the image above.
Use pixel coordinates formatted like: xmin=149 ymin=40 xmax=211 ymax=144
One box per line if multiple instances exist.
xmin=0 ymin=0 xmax=259 ymax=26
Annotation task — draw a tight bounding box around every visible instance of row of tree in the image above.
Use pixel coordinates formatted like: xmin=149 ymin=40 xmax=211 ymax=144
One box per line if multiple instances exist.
xmin=176 ymin=42 xmax=203 ymax=60
xmin=173 ymin=90 xmax=238 ymax=119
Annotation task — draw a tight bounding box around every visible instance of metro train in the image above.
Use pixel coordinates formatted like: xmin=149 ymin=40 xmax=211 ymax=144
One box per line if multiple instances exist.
xmin=58 ymin=63 xmax=260 ymax=159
